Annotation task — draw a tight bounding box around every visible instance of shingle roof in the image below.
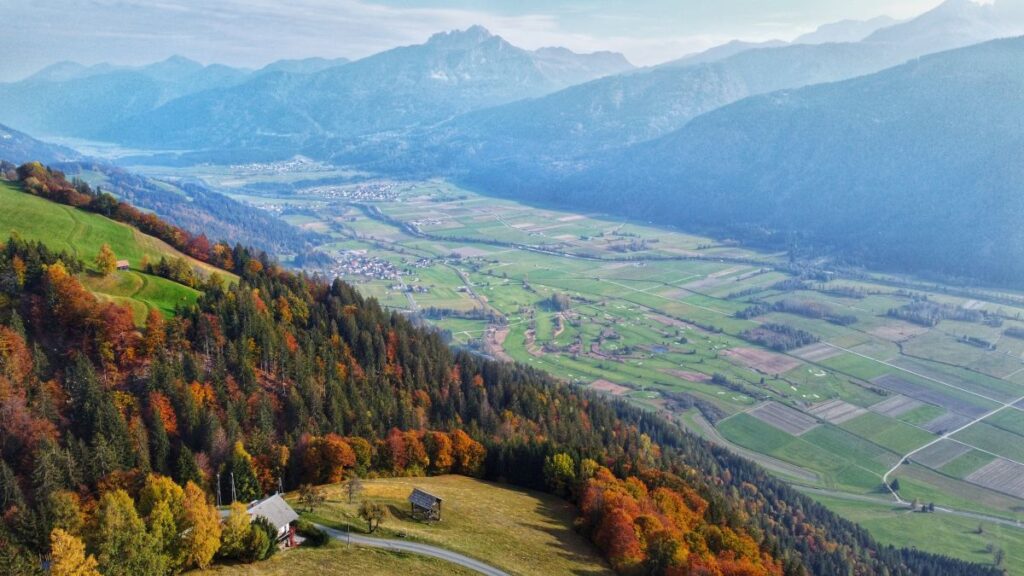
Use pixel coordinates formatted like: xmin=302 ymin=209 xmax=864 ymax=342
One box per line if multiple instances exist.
xmin=247 ymin=494 xmax=299 ymax=529
xmin=408 ymin=488 xmax=442 ymax=509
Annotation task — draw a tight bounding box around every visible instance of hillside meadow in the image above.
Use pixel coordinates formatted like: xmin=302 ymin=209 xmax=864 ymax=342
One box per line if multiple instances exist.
xmin=0 ymin=180 xmax=223 ymax=319
xmin=293 ymin=475 xmax=612 ymax=576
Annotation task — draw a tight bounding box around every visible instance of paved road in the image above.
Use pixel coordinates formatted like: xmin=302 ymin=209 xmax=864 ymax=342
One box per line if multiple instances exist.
xmin=317 ymin=524 xmax=511 ymax=576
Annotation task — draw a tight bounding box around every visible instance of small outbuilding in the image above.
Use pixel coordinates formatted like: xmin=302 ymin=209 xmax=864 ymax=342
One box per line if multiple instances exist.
xmin=115 ymin=260 xmax=130 ymax=271
xmin=408 ymin=488 xmax=442 ymax=521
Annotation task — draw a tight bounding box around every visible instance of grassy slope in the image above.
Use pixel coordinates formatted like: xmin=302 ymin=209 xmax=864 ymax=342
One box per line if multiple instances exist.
xmin=192 ymin=543 xmax=478 ymax=576
xmin=0 ymin=181 xmax=231 ymax=319
xmin=294 ymin=475 xmax=612 ymax=576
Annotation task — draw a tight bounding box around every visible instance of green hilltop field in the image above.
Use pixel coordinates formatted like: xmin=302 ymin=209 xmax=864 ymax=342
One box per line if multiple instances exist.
xmin=0 ymin=180 xmax=226 ymax=321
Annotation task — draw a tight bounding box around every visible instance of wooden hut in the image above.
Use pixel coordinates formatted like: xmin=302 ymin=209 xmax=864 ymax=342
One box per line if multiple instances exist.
xmin=408 ymin=488 xmax=442 ymax=521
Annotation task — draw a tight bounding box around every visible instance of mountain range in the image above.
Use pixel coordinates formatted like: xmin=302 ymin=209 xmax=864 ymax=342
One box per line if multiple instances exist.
xmin=541 ymin=36 xmax=1024 ymax=284
xmin=0 ymin=56 xmax=252 ymax=136
xmin=0 ymin=27 xmax=632 ymax=152
xmin=99 ymin=26 xmax=633 ymax=155
xmin=3 ymin=0 xmax=1024 ymax=284
xmin=377 ymin=0 xmax=1024 ymax=178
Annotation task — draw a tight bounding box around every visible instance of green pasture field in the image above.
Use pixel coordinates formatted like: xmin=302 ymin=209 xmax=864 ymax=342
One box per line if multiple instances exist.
xmin=807 ymin=494 xmax=1024 ymax=575
xmin=0 ymin=181 xmax=212 ymax=319
xmin=839 ymin=412 xmax=936 ymax=455
xmin=939 ymin=450 xmax=998 ymax=479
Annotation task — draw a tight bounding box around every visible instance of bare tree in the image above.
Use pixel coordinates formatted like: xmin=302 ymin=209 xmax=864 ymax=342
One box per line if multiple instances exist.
xmin=347 ymin=475 xmax=364 ymax=504
xmin=298 ymin=484 xmax=326 ymax=512
xmin=358 ymin=501 xmax=387 ymax=533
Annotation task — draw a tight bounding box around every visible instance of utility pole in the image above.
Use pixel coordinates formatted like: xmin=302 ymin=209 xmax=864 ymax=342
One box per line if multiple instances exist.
xmin=216 ymin=473 xmax=222 ymax=507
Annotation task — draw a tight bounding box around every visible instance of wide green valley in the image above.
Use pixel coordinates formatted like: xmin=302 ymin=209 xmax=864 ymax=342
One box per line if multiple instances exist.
xmin=142 ymin=167 xmax=1024 ymax=572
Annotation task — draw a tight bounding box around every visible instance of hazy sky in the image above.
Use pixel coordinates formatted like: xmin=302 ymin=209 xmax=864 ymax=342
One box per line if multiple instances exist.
xmin=0 ymin=0 xmax=947 ymax=80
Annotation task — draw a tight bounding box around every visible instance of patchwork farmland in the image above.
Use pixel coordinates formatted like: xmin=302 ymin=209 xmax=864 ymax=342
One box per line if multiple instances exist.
xmin=809 ymin=399 xmax=867 ymax=424
xmin=871 ymin=395 xmax=924 ymax=418
xmin=174 ymin=173 xmax=1024 ymax=569
xmin=748 ymin=402 xmax=820 ymax=435
xmin=967 ymin=459 xmax=1024 ymax=500
xmin=912 ymin=440 xmax=973 ymax=469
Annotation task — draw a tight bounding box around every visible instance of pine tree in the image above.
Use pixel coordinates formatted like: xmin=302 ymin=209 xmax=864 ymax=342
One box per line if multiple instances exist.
xmin=228 ymin=441 xmax=261 ymax=503
xmin=0 ymin=458 xmax=26 ymax=511
xmin=148 ymin=409 xmax=170 ymax=476
xmin=176 ymin=446 xmax=203 ymax=487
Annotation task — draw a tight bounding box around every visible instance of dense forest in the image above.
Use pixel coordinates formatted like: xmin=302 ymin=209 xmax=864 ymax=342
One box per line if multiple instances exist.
xmin=0 ymin=165 xmax=999 ymax=575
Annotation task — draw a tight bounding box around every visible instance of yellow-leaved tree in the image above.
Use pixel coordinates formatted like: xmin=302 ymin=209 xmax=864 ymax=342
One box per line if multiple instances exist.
xmin=95 ymin=243 xmax=117 ymax=276
xmin=50 ymin=528 xmax=101 ymax=576
xmin=181 ymin=481 xmax=222 ymax=569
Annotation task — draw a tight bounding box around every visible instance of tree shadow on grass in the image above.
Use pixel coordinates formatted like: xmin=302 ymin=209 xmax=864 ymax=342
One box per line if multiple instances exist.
xmin=518 ymin=499 xmax=613 ymax=575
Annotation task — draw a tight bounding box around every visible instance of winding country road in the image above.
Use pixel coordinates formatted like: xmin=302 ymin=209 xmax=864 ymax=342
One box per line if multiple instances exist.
xmin=317 ymin=524 xmax=511 ymax=576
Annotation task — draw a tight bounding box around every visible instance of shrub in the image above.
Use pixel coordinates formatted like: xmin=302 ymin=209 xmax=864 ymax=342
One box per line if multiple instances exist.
xmin=294 ymin=520 xmax=329 ymax=547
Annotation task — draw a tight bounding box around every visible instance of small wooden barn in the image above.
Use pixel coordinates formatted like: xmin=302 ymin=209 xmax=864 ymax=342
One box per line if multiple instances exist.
xmin=408 ymin=488 xmax=442 ymax=521
xmin=115 ymin=260 xmax=130 ymax=271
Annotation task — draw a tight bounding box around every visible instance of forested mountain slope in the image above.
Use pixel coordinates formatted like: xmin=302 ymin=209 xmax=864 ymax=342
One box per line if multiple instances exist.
xmin=0 ymin=124 xmax=80 ymax=165
xmin=550 ymin=36 xmax=1024 ymax=285
xmin=0 ymin=164 xmax=997 ymax=576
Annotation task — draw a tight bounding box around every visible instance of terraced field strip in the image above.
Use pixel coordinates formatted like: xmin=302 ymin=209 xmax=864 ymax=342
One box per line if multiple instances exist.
xmin=938 ymin=448 xmax=996 ymax=479
xmin=966 ymin=459 xmax=1024 ymax=500
xmin=870 ymin=395 xmax=924 ymax=418
xmin=809 ymin=399 xmax=867 ymax=424
xmin=911 ymin=439 xmax=973 ymax=469
xmin=871 ymin=374 xmax=991 ymax=418
xmin=748 ymin=402 xmax=819 ymax=436
xmin=920 ymin=412 xmax=974 ymax=434
xmin=723 ymin=347 xmax=802 ymax=374
xmin=793 ymin=342 xmax=844 ymax=362
xmin=891 ymin=356 xmax=1022 ymax=404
